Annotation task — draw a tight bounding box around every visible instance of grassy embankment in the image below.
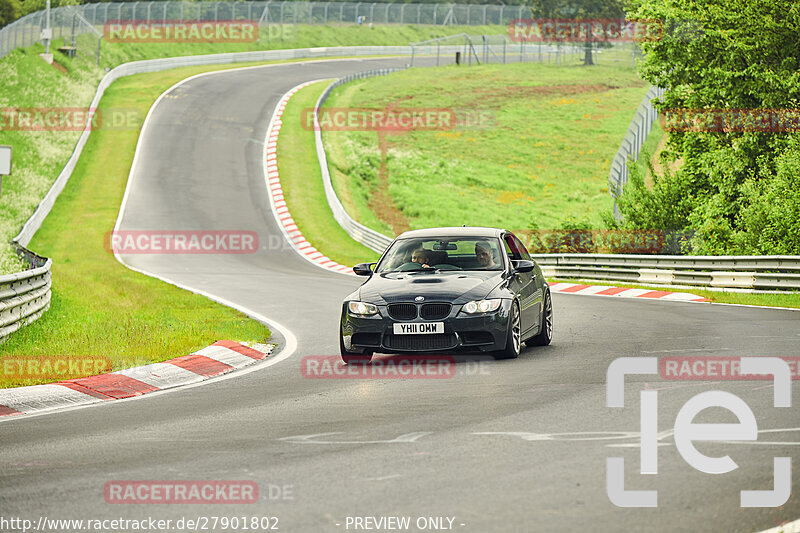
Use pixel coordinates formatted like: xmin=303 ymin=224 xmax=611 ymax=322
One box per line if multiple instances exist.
xmin=274 ymin=63 xmax=799 ymax=308
xmin=0 ymin=23 xmax=502 ymax=273
xmin=0 ymin=61 xmax=342 ymax=387
xmin=321 ymin=62 xmax=649 ymax=235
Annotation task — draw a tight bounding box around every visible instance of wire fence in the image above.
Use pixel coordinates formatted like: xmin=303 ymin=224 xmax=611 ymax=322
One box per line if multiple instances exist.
xmin=410 ymin=33 xmax=640 ymax=67
xmin=609 ymin=86 xmax=664 ymax=220
xmin=1 ymin=6 xmax=103 ymax=64
xmin=0 ymin=1 xmax=531 ymax=61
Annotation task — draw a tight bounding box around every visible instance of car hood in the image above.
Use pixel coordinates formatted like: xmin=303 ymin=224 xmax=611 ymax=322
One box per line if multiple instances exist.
xmin=358 ymin=270 xmax=505 ymax=305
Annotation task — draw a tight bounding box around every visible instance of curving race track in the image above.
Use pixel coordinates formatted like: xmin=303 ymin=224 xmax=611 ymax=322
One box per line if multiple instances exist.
xmin=2 ymin=57 xmax=800 ymax=533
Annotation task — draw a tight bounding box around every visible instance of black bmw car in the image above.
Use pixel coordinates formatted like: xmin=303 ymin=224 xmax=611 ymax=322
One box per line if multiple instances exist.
xmin=339 ymin=227 xmax=553 ymax=363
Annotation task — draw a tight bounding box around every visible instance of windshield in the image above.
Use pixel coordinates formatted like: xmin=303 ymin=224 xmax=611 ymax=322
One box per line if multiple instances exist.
xmin=376 ymin=237 xmax=505 ymax=273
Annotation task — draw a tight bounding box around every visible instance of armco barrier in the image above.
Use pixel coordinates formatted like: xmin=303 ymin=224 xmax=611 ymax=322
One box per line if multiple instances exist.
xmin=312 ymin=70 xmax=399 ymax=254
xmin=5 ymin=46 xmax=411 ymax=340
xmin=0 ymin=245 xmax=52 ymax=339
xmin=533 ymin=253 xmax=800 ymax=291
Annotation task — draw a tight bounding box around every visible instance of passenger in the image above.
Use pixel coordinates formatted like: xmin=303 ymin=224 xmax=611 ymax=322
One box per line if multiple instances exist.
xmin=474 ymin=242 xmax=497 ymax=269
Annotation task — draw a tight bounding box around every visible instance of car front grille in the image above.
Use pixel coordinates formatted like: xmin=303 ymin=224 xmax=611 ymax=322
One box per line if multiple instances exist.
xmin=383 ymin=333 xmax=458 ymax=351
xmin=420 ymin=303 xmax=451 ymax=320
xmin=388 ymin=303 xmax=417 ymax=320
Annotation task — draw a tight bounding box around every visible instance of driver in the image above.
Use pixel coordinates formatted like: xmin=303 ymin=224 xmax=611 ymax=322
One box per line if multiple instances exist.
xmin=411 ymin=247 xmax=432 ymax=268
xmin=474 ymin=242 xmax=496 ymax=269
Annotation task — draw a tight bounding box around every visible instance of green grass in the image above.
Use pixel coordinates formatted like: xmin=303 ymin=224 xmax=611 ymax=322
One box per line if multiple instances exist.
xmin=549 ymin=278 xmax=800 ymax=309
xmin=322 ymin=62 xmax=649 ymax=235
xmin=277 ymin=81 xmax=380 ymax=267
xmin=0 ymin=62 xmax=314 ymax=387
xmin=0 ymin=24 xmax=503 ymax=274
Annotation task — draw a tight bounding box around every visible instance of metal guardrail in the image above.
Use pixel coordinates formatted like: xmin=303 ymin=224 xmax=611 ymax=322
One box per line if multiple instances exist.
xmin=0 ymin=245 xmax=52 ymax=340
xmin=609 ymin=86 xmax=663 ymax=220
xmin=312 ymin=69 xmax=399 ymax=254
xmin=533 ymin=253 xmax=800 ymax=291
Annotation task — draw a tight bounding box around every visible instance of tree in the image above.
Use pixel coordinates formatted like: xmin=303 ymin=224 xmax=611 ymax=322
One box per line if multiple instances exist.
xmin=617 ymin=0 xmax=800 ymax=254
xmin=0 ymin=0 xmax=21 ymax=28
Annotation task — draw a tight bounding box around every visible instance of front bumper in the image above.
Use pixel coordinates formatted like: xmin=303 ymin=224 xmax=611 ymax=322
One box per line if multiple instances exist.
xmin=340 ymin=300 xmax=511 ymax=354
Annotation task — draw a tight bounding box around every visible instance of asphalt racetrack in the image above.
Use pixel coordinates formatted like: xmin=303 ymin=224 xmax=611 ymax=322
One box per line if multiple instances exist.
xmin=2 ymin=57 xmax=800 ymax=533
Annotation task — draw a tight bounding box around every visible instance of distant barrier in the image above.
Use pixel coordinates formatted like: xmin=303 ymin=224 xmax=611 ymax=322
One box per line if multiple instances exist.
xmin=312 ymin=69 xmax=399 ymax=254
xmin=533 ymin=253 xmax=800 ymax=291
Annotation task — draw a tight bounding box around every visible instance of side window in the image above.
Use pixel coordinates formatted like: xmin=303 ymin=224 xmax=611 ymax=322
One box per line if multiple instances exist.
xmin=511 ymin=235 xmax=531 ymax=260
xmin=504 ymin=235 xmax=522 ymax=260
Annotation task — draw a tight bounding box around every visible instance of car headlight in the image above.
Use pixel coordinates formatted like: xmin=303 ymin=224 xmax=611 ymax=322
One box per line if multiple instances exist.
xmin=348 ymin=301 xmax=379 ymax=316
xmin=459 ymin=299 xmax=502 ymax=315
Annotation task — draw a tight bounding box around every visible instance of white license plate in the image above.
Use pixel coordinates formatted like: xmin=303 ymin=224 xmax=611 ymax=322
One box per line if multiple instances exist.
xmin=393 ymin=322 xmax=444 ymax=335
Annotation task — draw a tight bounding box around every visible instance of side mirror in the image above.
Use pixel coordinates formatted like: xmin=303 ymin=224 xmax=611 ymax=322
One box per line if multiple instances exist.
xmin=353 ymin=263 xmax=376 ymax=276
xmin=511 ymin=259 xmax=535 ymax=273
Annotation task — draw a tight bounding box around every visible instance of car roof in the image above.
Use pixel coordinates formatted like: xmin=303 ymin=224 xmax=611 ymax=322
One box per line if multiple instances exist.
xmin=395 ymin=227 xmax=506 ymax=240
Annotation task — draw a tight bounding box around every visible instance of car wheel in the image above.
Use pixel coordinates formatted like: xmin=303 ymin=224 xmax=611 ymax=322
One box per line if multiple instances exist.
xmin=339 ymin=334 xmax=373 ymax=364
xmin=527 ymin=289 xmax=552 ymax=346
xmin=494 ymin=300 xmax=521 ymax=360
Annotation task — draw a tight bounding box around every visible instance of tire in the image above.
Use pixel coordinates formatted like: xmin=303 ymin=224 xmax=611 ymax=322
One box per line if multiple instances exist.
xmin=340 ymin=333 xmax=373 ymax=364
xmin=494 ymin=300 xmax=522 ymax=360
xmin=527 ymin=289 xmax=552 ymax=347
